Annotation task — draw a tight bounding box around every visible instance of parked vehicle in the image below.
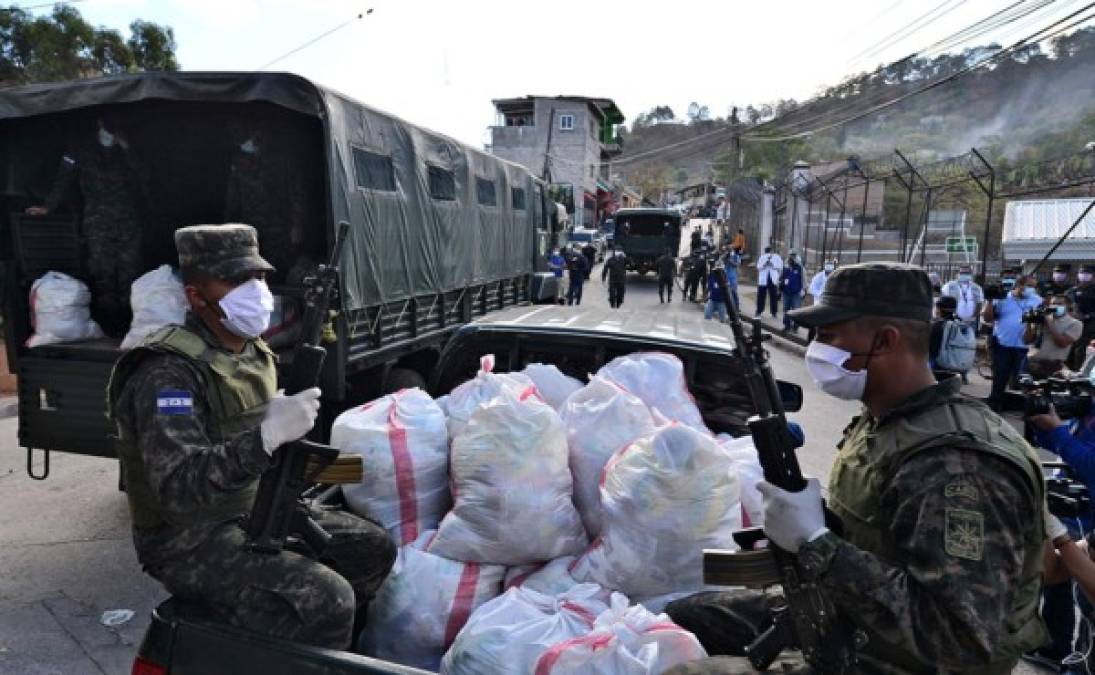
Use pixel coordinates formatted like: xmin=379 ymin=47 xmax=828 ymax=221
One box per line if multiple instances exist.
xmin=612 ymin=208 xmax=682 ymax=275
xmin=567 ymin=227 xmax=606 ymax=261
xmin=131 ymin=304 xmax=802 ymax=674
xmin=0 ymin=71 xmax=558 ymax=478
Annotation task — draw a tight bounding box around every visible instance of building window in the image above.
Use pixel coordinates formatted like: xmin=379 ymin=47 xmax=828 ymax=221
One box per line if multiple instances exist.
xmin=476 ymin=177 xmax=497 ymax=206
xmin=511 ymin=187 xmax=526 ymax=210
xmin=589 ymin=164 xmax=595 ymax=179
xmin=352 ymin=148 xmax=396 ymax=192
xmin=428 ymin=165 xmax=456 ymax=201
xmin=559 ymin=114 xmax=575 ymax=131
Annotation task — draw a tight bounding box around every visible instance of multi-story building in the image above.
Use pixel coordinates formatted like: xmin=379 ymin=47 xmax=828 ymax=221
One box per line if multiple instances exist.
xmin=488 ymin=95 xmax=624 ymax=227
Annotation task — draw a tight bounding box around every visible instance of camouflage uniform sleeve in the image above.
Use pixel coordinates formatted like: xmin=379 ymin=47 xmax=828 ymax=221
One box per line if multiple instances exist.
xmin=127 ymin=354 xmax=271 ymax=511
xmin=803 ymin=448 xmax=1038 ymax=668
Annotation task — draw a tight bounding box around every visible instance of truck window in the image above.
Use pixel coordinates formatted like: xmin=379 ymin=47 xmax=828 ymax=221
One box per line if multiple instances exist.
xmin=475 ymin=177 xmax=496 ymax=206
xmin=511 ymin=187 xmax=526 ymax=211
xmin=352 ymin=147 xmax=396 ymax=192
xmin=428 ymin=165 xmax=456 ymax=201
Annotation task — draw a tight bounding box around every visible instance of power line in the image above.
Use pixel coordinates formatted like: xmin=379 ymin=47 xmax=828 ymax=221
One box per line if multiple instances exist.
xmin=0 ymin=0 xmax=88 ymax=11
xmin=848 ymin=0 xmax=967 ymax=66
xmin=257 ymin=9 xmax=372 ymax=71
xmin=745 ymin=2 xmax=1095 ymax=142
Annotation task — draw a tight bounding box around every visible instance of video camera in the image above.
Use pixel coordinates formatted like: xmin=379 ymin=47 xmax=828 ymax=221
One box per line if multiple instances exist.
xmin=1022 ymin=306 xmax=1056 ymax=325
xmin=1044 ymin=462 xmax=1092 ymax=520
xmin=984 ymin=278 xmax=1017 ymax=301
xmin=1020 ymin=374 xmax=1094 ymax=420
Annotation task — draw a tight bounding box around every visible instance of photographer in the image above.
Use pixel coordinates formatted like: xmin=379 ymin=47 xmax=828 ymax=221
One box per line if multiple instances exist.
xmin=983 ymin=273 xmax=1043 ymax=412
xmin=1024 ymin=295 xmax=1083 ymax=379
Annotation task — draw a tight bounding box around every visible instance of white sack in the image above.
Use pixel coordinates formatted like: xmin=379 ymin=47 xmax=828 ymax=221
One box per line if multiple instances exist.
xmin=26 ymin=271 xmax=103 ymax=348
xmin=358 ymin=531 xmax=504 ymax=671
xmin=571 ymin=424 xmax=742 ymax=598
xmin=121 ymin=265 xmax=188 ymax=350
xmin=533 ymin=593 xmax=707 ymax=674
xmin=428 ymin=388 xmax=587 ymax=565
xmin=444 ymin=354 xmax=535 ymax=440
xmin=334 ymin=389 xmax=451 ymax=545
xmin=717 ymin=433 xmax=765 ymax=528
xmin=561 ymin=376 xmax=657 ymax=537
xmin=504 ymin=556 xmax=580 ymax=595
xmin=597 ymin=352 xmax=708 ymax=433
xmin=521 ymin=363 xmax=582 ymax=410
xmin=440 ymin=585 xmax=609 ymax=675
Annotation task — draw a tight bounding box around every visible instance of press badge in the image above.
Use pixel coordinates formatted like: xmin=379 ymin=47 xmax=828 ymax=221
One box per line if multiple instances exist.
xmin=157 ymin=389 xmax=194 ymax=416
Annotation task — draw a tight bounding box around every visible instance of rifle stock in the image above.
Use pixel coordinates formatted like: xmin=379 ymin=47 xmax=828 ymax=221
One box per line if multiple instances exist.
xmin=246 ymin=222 xmax=356 ymax=555
xmin=703 ymin=265 xmax=856 ymax=672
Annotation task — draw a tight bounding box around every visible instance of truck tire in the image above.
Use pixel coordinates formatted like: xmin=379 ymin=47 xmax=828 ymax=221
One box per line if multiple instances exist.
xmin=384 ymin=367 xmax=427 ymax=394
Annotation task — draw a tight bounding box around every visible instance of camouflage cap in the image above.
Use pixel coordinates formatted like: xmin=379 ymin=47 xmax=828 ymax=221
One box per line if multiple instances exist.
xmin=788 ymin=262 xmax=933 ymax=328
xmin=174 ymin=223 xmax=275 ymax=278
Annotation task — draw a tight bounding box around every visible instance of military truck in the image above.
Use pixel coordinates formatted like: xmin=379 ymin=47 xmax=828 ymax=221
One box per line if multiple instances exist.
xmin=612 ymin=208 xmax=682 ymax=275
xmin=129 ymin=304 xmax=803 ymax=674
xmin=0 ymin=71 xmax=561 ymax=478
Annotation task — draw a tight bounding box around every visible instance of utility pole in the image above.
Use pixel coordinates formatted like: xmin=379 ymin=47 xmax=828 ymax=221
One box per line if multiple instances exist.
xmin=541 ymin=107 xmax=556 ymax=183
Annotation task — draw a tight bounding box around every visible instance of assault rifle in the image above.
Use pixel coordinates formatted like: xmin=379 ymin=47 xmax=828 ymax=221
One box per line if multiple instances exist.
xmin=246 ymin=222 xmax=362 ymax=555
xmin=702 ymin=265 xmax=858 ymax=672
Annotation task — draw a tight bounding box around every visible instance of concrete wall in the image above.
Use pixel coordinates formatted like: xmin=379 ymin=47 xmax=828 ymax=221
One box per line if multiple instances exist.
xmin=490 ymin=99 xmax=604 ymax=226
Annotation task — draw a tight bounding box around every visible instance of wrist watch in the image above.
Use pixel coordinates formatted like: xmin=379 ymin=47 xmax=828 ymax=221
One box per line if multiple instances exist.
xmin=798 ymin=530 xmax=842 ymax=580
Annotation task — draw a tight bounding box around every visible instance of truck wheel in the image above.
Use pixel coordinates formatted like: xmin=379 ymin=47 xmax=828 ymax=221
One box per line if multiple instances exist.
xmin=384 ymin=367 xmax=427 ymax=394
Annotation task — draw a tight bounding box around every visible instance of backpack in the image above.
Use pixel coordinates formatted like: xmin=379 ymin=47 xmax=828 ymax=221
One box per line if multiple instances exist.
xmin=936 ymin=320 xmax=976 ymax=372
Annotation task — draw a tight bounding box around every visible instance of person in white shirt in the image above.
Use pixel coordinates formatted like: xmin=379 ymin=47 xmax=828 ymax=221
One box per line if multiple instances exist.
xmin=940 ymin=264 xmax=984 ymax=328
xmin=753 ymin=246 xmax=783 ymax=318
xmin=809 ymin=259 xmax=836 ymax=304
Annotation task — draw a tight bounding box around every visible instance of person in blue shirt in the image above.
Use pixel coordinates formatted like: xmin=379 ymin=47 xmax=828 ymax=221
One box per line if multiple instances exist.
xmin=779 ymin=251 xmax=805 ymax=333
xmin=983 ymin=273 xmax=1042 ymax=411
xmin=1029 ymin=401 xmax=1095 ymax=668
xmin=548 ymin=247 xmax=565 ymax=305
xmin=704 ymin=261 xmax=728 ymax=323
xmin=722 ymin=246 xmax=741 ymax=312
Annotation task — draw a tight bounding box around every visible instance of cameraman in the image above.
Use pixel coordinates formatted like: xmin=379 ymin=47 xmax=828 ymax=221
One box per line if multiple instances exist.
xmin=1025 ymin=295 xmax=1083 ymax=379
xmin=983 ymin=273 xmax=1042 ymax=412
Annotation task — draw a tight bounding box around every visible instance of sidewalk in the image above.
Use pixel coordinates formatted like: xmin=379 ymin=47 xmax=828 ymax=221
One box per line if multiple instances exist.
xmin=678 ymin=282 xmax=808 ymax=355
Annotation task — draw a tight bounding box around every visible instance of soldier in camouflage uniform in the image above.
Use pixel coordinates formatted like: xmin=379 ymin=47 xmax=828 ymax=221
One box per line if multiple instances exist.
xmin=666 ymin=263 xmax=1048 ymax=674
xmin=107 ymin=224 xmax=396 ymax=650
xmin=224 ymin=118 xmax=312 ymax=276
xmin=25 ymin=117 xmax=144 ymax=333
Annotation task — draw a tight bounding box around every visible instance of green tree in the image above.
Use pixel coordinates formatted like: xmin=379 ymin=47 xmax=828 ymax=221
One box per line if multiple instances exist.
xmin=0 ymin=5 xmax=178 ymax=86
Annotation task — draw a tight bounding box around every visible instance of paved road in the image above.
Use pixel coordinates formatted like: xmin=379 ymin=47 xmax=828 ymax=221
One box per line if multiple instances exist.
xmin=0 ymin=266 xmax=1042 ymax=674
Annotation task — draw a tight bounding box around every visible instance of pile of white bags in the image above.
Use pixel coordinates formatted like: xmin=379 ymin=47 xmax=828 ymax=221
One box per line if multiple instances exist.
xmin=428 ymin=388 xmax=587 ymax=565
xmin=597 ymin=352 xmax=708 ymax=433
xmin=358 ymin=531 xmax=505 ymax=671
xmin=120 ymin=265 xmax=188 ymax=350
xmin=440 ymin=585 xmax=609 ymax=675
xmin=442 ymin=586 xmax=705 ymax=675
xmin=442 ymin=355 xmax=536 ymax=440
xmin=561 ymin=377 xmax=657 ymax=537
xmin=717 ymin=433 xmax=765 ymax=528
xmin=521 ymin=363 xmax=582 ymax=411
xmin=26 ymin=271 xmax=103 ymax=348
xmin=533 ymin=594 xmax=707 ymax=674
xmin=571 ymin=423 xmax=742 ymax=598
xmin=333 ymin=388 xmax=450 ymax=545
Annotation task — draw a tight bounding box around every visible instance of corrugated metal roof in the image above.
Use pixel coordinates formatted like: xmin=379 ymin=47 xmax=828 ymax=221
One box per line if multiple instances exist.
xmin=1001 ymin=198 xmax=1095 ymax=260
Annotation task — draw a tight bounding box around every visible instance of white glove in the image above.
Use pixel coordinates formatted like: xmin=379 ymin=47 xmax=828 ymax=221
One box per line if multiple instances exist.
xmin=260 ymin=387 xmax=322 ymax=454
xmin=757 ymin=478 xmax=827 ymax=553
xmin=1045 ymin=510 xmax=1070 ymax=545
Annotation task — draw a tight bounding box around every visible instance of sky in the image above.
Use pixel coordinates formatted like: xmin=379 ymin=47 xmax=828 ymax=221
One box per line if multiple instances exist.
xmin=32 ymin=0 xmax=1091 ymax=148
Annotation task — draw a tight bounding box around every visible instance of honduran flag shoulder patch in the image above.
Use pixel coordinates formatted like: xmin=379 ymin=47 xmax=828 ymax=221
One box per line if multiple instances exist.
xmin=157 ymin=389 xmax=194 ymax=416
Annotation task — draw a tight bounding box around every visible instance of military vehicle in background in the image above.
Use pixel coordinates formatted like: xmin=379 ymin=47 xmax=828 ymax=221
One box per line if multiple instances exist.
xmin=0 ymin=71 xmax=559 ymax=478
xmin=611 ymin=208 xmax=682 ymax=275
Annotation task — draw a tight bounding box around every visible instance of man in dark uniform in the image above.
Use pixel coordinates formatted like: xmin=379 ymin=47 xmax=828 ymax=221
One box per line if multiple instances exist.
xmin=666 ymin=263 xmax=1047 ymax=674
xmin=106 ymin=224 xmax=395 ymax=650
xmin=1067 ymin=264 xmax=1095 ymax=369
xmin=581 ymin=241 xmax=598 ymax=276
xmin=602 ymin=250 xmax=628 ymax=309
xmin=565 ymin=246 xmax=589 ymax=305
xmin=684 ymin=248 xmax=707 ymax=303
xmin=25 ymin=117 xmax=145 ymax=333
xmin=656 ymin=248 xmax=677 ymax=303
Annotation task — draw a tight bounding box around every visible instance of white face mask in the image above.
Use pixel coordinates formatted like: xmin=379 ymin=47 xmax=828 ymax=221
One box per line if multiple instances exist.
xmin=824 ymin=264 xmax=834 ymax=272
xmin=98 ymin=128 xmax=115 ymax=148
xmin=805 ymin=340 xmax=869 ymax=401
xmin=218 ymin=278 xmax=274 ymax=339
